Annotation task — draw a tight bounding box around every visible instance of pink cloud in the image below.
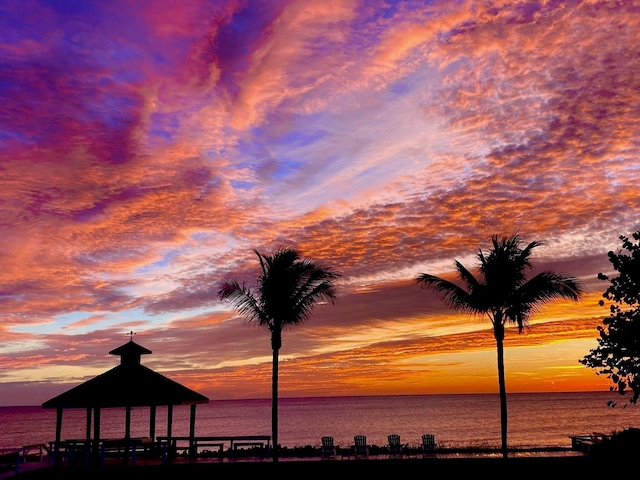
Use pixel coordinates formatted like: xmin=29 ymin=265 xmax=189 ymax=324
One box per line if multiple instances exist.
xmin=1 ymin=0 xmax=637 ymax=405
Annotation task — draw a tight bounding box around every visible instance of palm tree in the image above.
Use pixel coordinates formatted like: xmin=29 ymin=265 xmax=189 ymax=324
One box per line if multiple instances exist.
xmin=218 ymin=246 xmax=340 ymax=462
xmin=416 ymin=234 xmax=583 ymax=458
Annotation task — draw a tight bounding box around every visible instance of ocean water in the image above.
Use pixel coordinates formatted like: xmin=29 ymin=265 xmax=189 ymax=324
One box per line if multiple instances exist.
xmin=1 ymin=391 xmax=638 ymax=450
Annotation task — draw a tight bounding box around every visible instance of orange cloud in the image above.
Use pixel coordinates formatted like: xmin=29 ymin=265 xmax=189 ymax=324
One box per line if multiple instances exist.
xmin=1 ymin=0 xmax=637 ymax=405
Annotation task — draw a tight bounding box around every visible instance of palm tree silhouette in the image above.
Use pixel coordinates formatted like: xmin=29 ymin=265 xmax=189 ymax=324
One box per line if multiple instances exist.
xmin=416 ymin=234 xmax=583 ymax=458
xmin=218 ymin=246 xmax=340 ymax=462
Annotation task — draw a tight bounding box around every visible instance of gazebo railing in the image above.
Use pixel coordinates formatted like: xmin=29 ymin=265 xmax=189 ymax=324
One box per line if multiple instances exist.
xmin=49 ymin=437 xmax=153 ymax=467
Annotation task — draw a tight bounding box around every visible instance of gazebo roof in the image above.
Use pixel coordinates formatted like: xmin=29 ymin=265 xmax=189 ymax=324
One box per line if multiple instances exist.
xmin=42 ymin=340 xmax=209 ymax=409
xmin=109 ymin=341 xmax=152 ymax=357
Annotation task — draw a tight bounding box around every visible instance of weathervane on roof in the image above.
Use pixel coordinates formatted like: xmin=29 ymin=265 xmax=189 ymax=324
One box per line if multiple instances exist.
xmin=128 ymin=330 xmax=136 ymax=342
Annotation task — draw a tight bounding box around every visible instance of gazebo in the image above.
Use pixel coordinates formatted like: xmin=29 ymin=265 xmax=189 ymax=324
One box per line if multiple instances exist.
xmin=42 ymin=338 xmax=209 ymax=464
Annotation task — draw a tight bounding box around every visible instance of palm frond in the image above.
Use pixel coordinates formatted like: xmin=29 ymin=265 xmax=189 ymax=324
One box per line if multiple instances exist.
xmin=518 ymin=271 xmax=584 ymax=307
xmin=291 ymin=280 xmax=339 ymax=327
xmin=221 ymin=246 xmax=340 ymax=334
xmin=420 ymin=235 xmax=583 ymax=333
xmin=217 ymin=279 xmax=267 ymax=326
xmin=480 ymin=234 xmax=542 ymax=295
xmin=502 ymin=271 xmax=584 ymax=332
xmin=518 ymin=240 xmax=543 ymax=267
xmin=416 ymin=273 xmax=481 ymax=314
xmin=455 ymin=261 xmax=481 ymax=292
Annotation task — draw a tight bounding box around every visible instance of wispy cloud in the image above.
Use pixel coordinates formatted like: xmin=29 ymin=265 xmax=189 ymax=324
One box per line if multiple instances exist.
xmin=0 ymin=0 xmax=637 ymax=405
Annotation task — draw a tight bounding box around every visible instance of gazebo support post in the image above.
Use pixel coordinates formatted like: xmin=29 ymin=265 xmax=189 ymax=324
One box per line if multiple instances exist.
xmin=149 ymin=405 xmax=156 ymax=443
xmin=125 ymin=406 xmax=131 ymax=439
xmin=124 ymin=406 xmax=132 ymax=464
xmin=85 ymin=407 xmax=91 ymax=441
xmin=189 ymin=404 xmax=196 ymax=459
xmin=54 ymin=408 xmax=63 ymax=466
xmin=85 ymin=407 xmax=92 ymax=466
xmin=167 ymin=405 xmax=173 ymax=461
xmin=92 ymin=407 xmax=101 ymax=466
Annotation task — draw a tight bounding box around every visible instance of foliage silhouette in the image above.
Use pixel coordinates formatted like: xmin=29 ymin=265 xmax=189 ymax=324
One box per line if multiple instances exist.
xmin=581 ymin=230 xmax=640 ymax=406
xmin=589 ymin=427 xmax=640 ymax=457
xmin=218 ymin=246 xmax=339 ymax=462
xmin=416 ymin=234 xmax=583 ymax=458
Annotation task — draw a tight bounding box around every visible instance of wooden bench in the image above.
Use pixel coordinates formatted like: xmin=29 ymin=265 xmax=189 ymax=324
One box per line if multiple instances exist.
xmin=232 ymin=441 xmax=267 ymax=457
xmin=48 ymin=441 xmax=80 ymax=466
xmin=157 ymin=435 xmax=271 ymax=462
xmin=196 ymin=441 xmax=225 ymax=454
xmin=570 ymin=435 xmax=591 ymax=450
xmin=100 ymin=437 xmax=152 ymax=467
xmin=21 ymin=444 xmax=46 ymax=463
xmin=569 ymin=432 xmax=611 ymax=454
xmin=0 ymin=448 xmax=22 ymax=475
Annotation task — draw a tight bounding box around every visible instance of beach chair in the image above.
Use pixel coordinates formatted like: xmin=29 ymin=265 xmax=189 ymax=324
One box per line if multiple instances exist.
xmin=387 ymin=434 xmax=403 ymax=458
xmin=421 ymin=434 xmax=436 ymax=457
xmin=353 ymin=435 xmax=369 ymax=459
xmin=321 ymin=436 xmax=337 ymax=459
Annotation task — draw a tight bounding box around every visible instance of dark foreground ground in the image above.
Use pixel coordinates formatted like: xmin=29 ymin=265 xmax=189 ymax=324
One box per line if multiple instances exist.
xmin=10 ymin=456 xmax=614 ymax=479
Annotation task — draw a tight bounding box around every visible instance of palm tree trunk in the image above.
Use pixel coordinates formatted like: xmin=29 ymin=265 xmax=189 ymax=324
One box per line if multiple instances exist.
xmin=271 ymin=334 xmax=281 ymax=463
xmin=494 ymin=321 xmax=508 ymax=459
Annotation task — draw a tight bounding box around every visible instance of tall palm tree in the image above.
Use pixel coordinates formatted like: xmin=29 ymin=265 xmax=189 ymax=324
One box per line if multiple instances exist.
xmin=218 ymin=246 xmax=339 ymax=462
xmin=416 ymin=234 xmax=583 ymax=458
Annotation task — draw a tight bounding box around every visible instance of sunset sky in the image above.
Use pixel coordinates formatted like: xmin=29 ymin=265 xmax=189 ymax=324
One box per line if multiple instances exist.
xmin=1 ymin=0 xmax=639 ymax=407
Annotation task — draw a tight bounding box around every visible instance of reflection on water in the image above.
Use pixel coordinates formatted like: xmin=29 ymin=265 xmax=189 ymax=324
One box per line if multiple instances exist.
xmin=1 ymin=391 xmax=638 ymax=449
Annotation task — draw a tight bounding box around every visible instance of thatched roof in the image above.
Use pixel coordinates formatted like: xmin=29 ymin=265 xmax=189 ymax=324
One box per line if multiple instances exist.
xmin=42 ymin=340 xmax=209 ymax=409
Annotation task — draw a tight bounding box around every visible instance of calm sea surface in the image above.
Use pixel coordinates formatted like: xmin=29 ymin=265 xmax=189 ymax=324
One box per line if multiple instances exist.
xmin=1 ymin=391 xmax=639 ymax=450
